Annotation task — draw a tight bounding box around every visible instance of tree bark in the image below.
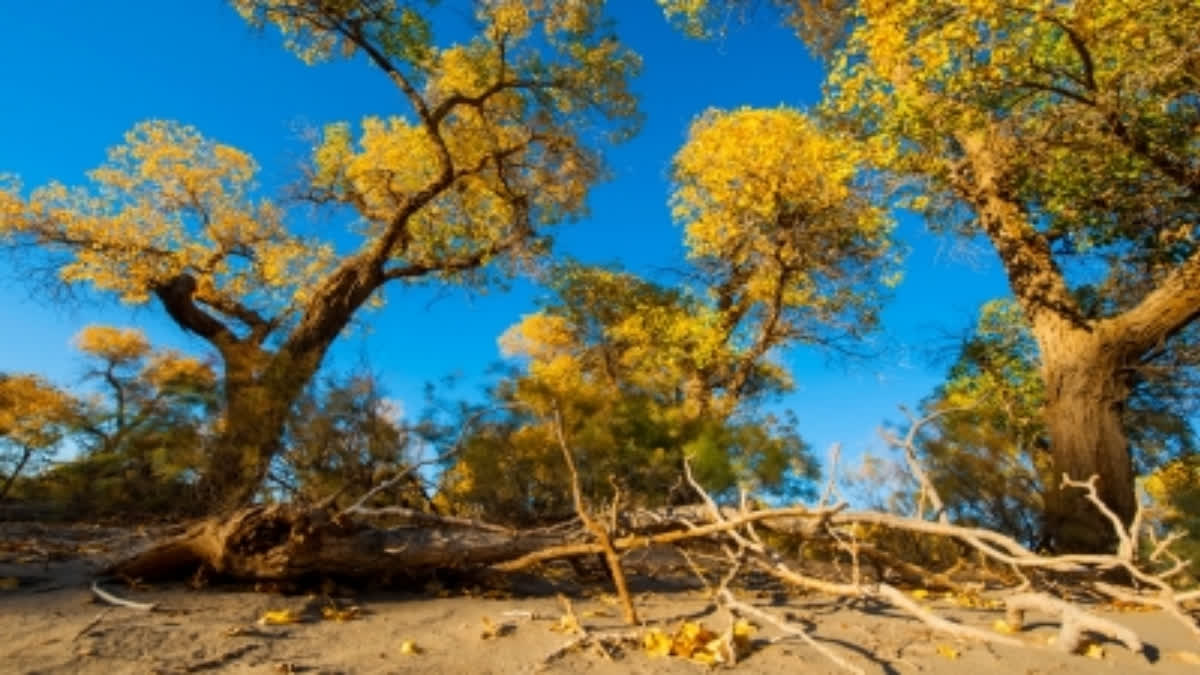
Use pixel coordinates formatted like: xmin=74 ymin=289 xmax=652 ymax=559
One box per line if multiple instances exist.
xmin=0 ymin=445 xmax=33 ymax=500
xmin=197 ymin=346 xmax=327 ymax=513
xmin=1034 ymin=321 xmax=1134 ymax=552
xmin=951 ymin=133 xmax=1200 ymax=553
xmin=107 ymin=503 xmax=568 ymax=582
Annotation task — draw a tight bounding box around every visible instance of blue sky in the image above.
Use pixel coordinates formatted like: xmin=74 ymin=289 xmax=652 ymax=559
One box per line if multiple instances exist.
xmin=0 ymin=2 xmax=1011 ymax=469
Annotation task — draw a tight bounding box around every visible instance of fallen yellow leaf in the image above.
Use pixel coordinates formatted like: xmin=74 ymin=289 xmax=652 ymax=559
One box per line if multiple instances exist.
xmin=258 ymin=609 xmax=302 ymax=625
xmin=643 ymin=628 xmax=673 ymax=658
xmin=732 ymin=618 xmax=756 ymax=651
xmin=672 ymin=621 xmax=719 ymax=659
xmin=321 ymin=606 xmax=360 ymax=622
xmin=399 ymin=640 xmax=420 ymax=655
xmin=936 ymin=644 xmax=960 ymax=660
xmin=549 ymin=613 xmax=579 ymax=634
xmin=581 ymin=609 xmax=610 ymax=618
xmin=992 ymin=619 xmax=1017 ymax=634
xmin=1083 ymin=643 xmax=1105 ymax=660
xmin=704 ymin=636 xmax=733 ymax=664
xmin=910 ymin=589 xmax=930 ymax=600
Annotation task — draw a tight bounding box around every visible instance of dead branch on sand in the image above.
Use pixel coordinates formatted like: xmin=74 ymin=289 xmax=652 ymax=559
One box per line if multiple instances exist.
xmin=103 ymin=410 xmax=1199 ymax=671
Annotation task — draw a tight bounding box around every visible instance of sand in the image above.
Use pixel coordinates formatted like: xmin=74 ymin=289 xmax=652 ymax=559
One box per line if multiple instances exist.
xmin=2 ymin=522 xmax=1199 ymax=674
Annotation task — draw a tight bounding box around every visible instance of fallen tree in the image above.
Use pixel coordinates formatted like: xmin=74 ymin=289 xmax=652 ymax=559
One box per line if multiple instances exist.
xmin=105 ymin=412 xmax=1200 ymax=671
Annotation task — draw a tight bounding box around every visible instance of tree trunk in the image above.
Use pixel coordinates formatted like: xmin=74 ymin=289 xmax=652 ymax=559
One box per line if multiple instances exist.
xmin=1035 ymin=323 xmax=1135 ymax=553
xmin=198 ymin=385 xmax=292 ymax=512
xmin=198 ymin=347 xmax=325 ymax=513
xmin=0 ymin=445 xmax=33 ymax=500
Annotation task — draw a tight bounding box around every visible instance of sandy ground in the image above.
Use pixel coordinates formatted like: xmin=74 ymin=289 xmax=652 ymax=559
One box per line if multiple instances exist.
xmin=2 ymin=522 xmax=1199 ymax=674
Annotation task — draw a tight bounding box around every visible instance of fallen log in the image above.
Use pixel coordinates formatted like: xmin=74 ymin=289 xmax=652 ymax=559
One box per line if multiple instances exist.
xmin=107 ymin=503 xmax=573 ymax=581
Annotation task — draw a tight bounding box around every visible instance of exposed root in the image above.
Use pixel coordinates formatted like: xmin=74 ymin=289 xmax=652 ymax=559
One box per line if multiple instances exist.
xmin=1005 ymin=592 xmax=1143 ymax=654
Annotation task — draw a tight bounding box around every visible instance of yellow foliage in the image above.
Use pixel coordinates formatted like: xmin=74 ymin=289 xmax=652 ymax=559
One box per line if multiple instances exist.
xmin=142 ymin=353 xmax=217 ymax=391
xmin=1 ymin=120 xmax=334 ymax=313
xmin=0 ymin=375 xmax=76 ymax=449
xmin=1143 ymin=459 xmax=1198 ymax=520
xmin=74 ymin=325 xmax=151 ymax=364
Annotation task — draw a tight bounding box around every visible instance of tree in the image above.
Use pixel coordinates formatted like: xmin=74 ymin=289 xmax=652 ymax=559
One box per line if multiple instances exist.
xmin=68 ymin=325 xmax=219 ymax=514
xmin=274 ymin=369 xmax=430 ymax=511
xmin=10 ymin=326 xmax=220 ymax=516
xmin=916 ymin=300 xmax=1196 ymax=547
xmin=0 ymin=374 xmax=76 ymax=500
xmin=1143 ymin=454 xmax=1200 ymax=579
xmin=664 ymin=0 xmax=1200 ymax=551
xmin=441 ymin=108 xmax=896 ymax=521
xmin=438 ymin=265 xmax=822 ymax=523
xmin=0 ymin=0 xmax=639 ymax=510
xmin=915 ymin=301 xmax=1052 ymax=546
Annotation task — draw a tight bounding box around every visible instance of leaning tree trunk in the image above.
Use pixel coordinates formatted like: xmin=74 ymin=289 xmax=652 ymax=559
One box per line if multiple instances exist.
xmin=198 ymin=347 xmax=324 ymax=513
xmin=1035 ymin=324 xmax=1135 ymax=553
xmin=198 ymin=385 xmax=292 ymax=512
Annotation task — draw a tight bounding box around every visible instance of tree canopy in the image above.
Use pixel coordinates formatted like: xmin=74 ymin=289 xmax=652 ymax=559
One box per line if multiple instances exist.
xmin=1 ymin=0 xmax=640 ymax=509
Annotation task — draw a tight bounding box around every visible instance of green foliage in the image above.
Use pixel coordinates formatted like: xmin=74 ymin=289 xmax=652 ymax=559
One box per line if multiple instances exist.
xmin=437 ymin=263 xmax=822 ymax=524
xmin=916 ymin=301 xmax=1196 ymax=546
xmin=275 ymin=370 xmax=432 ymax=511
xmin=1143 ymin=455 xmax=1200 ymax=581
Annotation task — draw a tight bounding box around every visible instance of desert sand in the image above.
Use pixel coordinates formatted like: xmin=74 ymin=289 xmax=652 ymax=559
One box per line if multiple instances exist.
xmin=2 ymin=521 xmax=1199 ymax=675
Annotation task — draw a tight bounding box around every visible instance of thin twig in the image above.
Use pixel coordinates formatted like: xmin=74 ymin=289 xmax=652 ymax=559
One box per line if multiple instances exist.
xmin=91 ymin=581 xmax=156 ymax=611
xmin=552 ymin=407 xmax=638 ymax=625
xmin=72 ymin=608 xmax=113 ymax=641
xmin=720 ymin=589 xmax=865 ymax=675
xmin=339 ymin=409 xmax=488 ymax=518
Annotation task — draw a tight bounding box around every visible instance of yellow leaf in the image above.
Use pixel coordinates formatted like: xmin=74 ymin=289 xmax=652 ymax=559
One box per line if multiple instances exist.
xmin=910 ymin=589 xmax=930 ymax=600
xmin=581 ymin=609 xmax=610 ymax=618
xmin=549 ymin=613 xmax=579 ymax=634
xmin=643 ymin=628 xmax=673 ymax=658
xmin=672 ymin=621 xmax=719 ymax=659
xmin=732 ymin=618 xmax=756 ymax=651
xmin=399 ymin=640 xmax=421 ymax=655
xmin=1083 ymin=643 xmax=1105 ymax=660
xmin=321 ymin=606 xmax=360 ymax=622
xmin=992 ymin=619 xmax=1017 ymax=634
xmin=258 ymin=609 xmax=302 ymax=625
xmin=936 ymin=644 xmax=959 ymax=660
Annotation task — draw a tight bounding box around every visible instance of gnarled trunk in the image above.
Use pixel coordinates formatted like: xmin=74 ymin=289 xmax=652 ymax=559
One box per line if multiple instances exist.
xmin=1035 ymin=322 xmax=1134 ymax=553
xmin=198 ymin=346 xmax=327 ymax=512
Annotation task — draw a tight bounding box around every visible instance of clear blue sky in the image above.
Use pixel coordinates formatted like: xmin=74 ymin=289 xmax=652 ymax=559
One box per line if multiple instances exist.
xmin=0 ymin=2 xmax=1011 ymax=469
